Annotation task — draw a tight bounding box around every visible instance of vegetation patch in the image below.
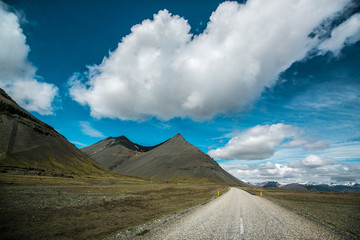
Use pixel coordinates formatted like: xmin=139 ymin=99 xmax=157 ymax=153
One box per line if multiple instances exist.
xmin=136 ymin=229 xmax=150 ymax=236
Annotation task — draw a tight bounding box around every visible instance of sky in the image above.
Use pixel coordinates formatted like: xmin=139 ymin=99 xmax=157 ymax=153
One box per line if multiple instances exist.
xmin=1 ymin=0 xmax=359 ymax=184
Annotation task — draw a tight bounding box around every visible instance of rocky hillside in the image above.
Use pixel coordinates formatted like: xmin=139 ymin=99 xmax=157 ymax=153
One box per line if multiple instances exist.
xmin=0 ymin=88 xmax=111 ymax=177
xmin=83 ymin=134 xmax=246 ymax=185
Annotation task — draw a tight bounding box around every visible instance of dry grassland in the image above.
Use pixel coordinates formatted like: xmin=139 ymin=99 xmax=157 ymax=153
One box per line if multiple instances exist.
xmin=242 ymin=187 xmax=360 ymax=237
xmin=0 ymin=174 xmax=227 ymax=239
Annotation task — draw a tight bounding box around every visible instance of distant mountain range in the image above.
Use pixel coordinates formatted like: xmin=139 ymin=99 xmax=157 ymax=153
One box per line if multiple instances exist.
xmin=249 ymin=181 xmax=360 ymax=193
xmin=82 ymin=134 xmax=246 ymax=185
xmin=0 ymin=88 xmax=111 ymax=177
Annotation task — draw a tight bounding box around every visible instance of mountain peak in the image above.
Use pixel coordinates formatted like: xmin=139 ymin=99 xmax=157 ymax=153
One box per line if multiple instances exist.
xmin=105 ymin=135 xmax=129 ymax=141
xmin=113 ymin=135 xmax=132 ymax=144
xmin=172 ymin=133 xmax=184 ymax=139
xmin=163 ymin=133 xmax=190 ymax=147
xmin=115 ymin=135 xmax=129 ymax=140
xmin=106 ymin=136 xmax=139 ymax=150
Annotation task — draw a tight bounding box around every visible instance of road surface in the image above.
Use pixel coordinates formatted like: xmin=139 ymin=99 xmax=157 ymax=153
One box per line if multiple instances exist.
xmin=133 ymin=188 xmax=347 ymax=239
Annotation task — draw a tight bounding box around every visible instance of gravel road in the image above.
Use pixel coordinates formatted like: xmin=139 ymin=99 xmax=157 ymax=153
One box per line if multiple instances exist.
xmin=130 ymin=188 xmax=350 ymax=240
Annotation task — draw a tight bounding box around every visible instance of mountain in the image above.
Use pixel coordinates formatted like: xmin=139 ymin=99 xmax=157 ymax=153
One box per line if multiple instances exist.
xmin=83 ymin=134 xmax=245 ymax=185
xmin=81 ymin=136 xmax=163 ymax=170
xmin=280 ymin=183 xmax=309 ymax=191
xmin=260 ymin=181 xmax=281 ymax=188
xmin=0 ymin=88 xmax=111 ymax=177
xmin=250 ymin=181 xmax=360 ymax=193
xmin=302 ymin=184 xmax=360 ymax=193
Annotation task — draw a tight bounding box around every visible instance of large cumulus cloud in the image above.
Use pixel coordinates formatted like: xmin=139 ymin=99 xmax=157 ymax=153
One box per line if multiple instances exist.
xmin=68 ymin=0 xmax=354 ymax=120
xmin=0 ymin=2 xmax=58 ymax=115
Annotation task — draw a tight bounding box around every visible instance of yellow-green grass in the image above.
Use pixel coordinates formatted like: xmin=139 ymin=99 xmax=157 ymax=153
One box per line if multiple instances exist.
xmin=242 ymin=187 xmax=360 ymax=237
xmin=0 ymin=173 xmax=228 ymax=239
xmin=1 ymin=154 xmax=112 ymax=177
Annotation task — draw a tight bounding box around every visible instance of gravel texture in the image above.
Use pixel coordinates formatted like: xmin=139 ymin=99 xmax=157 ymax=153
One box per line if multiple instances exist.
xmin=111 ymin=188 xmax=354 ymax=240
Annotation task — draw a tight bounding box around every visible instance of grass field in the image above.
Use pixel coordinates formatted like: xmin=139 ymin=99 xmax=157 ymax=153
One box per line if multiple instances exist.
xmin=242 ymin=187 xmax=360 ymax=237
xmin=0 ymin=173 xmax=228 ymax=240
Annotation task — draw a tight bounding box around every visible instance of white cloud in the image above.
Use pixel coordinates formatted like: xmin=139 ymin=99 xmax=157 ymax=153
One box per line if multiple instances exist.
xmin=70 ymin=140 xmax=87 ymax=147
xmin=299 ymin=154 xmax=335 ymax=168
xmin=321 ymin=141 xmax=360 ymax=161
xmin=304 ymin=141 xmax=328 ymax=150
xmin=208 ymin=123 xmax=327 ymax=160
xmin=153 ymin=122 xmax=172 ymax=129
xmin=282 ymin=138 xmax=308 ymax=148
xmin=220 ymin=155 xmax=359 ymax=184
xmin=8 ymin=80 xmax=58 ymax=114
xmin=258 ymin=162 xmax=276 ymax=169
xmin=261 ymin=140 xmax=360 ymax=166
xmin=0 ymin=2 xmax=58 ymax=115
xmin=283 ymin=138 xmax=328 ymax=150
xmin=68 ymin=0 xmax=350 ymax=120
xmin=208 ymin=124 xmax=298 ymax=160
xmin=222 ymin=162 xmax=299 ymax=182
xmin=319 ymin=13 xmax=360 ymax=55
xmin=80 ymin=121 xmax=105 ymax=138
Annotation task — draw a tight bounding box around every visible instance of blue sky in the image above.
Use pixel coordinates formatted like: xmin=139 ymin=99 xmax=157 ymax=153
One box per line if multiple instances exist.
xmin=1 ymin=0 xmax=359 ymax=184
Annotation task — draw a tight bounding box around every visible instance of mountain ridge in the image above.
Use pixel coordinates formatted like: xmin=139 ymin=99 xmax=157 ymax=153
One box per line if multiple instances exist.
xmin=249 ymin=181 xmax=360 ymax=193
xmin=101 ymin=135 xmax=165 ymax=152
xmin=83 ymin=133 xmax=246 ymax=185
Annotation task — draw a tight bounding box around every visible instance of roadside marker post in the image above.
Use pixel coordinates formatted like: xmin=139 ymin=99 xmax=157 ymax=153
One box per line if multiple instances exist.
xmin=218 ymin=191 xmax=219 ymax=196
xmin=260 ymin=191 xmax=263 ymax=197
